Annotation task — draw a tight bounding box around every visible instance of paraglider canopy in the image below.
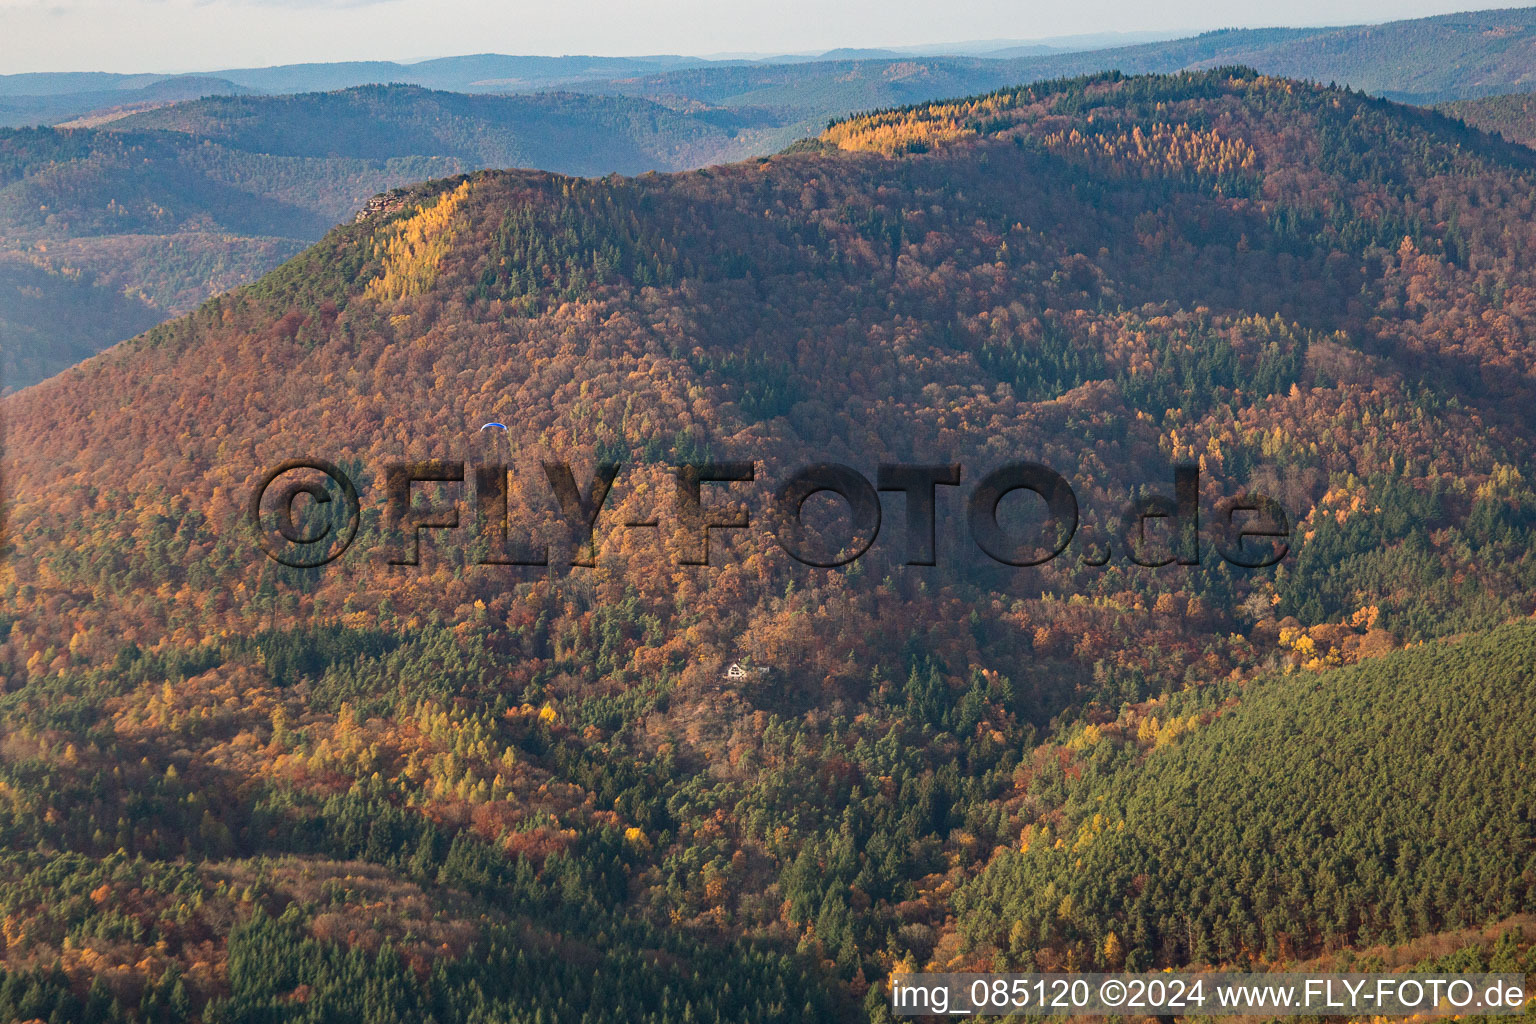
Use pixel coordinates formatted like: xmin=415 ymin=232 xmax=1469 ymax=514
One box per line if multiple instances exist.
xmin=480 ymin=422 xmax=508 ymax=431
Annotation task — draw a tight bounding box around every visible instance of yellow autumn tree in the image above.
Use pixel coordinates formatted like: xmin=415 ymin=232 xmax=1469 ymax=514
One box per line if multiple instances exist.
xmin=1102 ymin=931 xmax=1124 ymax=968
xmin=365 ymin=180 xmax=471 ymax=302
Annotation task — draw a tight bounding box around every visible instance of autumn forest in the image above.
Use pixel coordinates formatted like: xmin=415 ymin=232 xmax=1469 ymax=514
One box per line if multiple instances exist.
xmin=2 ymin=65 xmax=1536 ymax=1022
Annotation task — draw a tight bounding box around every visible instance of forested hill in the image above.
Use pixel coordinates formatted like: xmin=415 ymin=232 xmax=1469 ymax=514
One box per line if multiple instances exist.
xmin=1440 ymin=90 xmax=1536 ymax=146
xmin=11 ymin=8 xmax=1536 ymax=392
xmin=3 ymin=69 xmax=1536 ymax=1020
xmin=106 ymin=86 xmax=773 ymax=166
xmin=593 ymin=7 xmax=1536 ymax=117
xmin=0 ymin=86 xmax=770 ymax=391
xmin=0 ymin=54 xmax=714 ymax=128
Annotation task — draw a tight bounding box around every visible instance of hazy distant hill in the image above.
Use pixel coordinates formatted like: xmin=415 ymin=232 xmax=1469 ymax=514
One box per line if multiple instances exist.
xmin=205 ymin=53 xmax=718 ymax=94
xmin=9 ymin=8 xmax=1536 ymax=131
xmin=592 ymin=10 xmax=1536 ymax=118
xmin=0 ymin=54 xmax=713 ymax=99
xmin=1035 ymin=10 xmax=1536 ymax=101
xmin=0 ymin=75 xmax=256 ymax=130
xmin=0 ymin=256 xmax=164 ymax=390
xmin=1171 ymin=8 xmax=1536 ymax=101
xmin=0 ymin=86 xmax=772 ymax=390
xmin=109 ymin=85 xmax=773 ymax=166
xmin=0 ymin=55 xmax=721 ymax=128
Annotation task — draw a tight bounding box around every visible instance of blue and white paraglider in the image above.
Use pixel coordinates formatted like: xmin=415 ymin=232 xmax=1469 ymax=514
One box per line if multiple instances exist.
xmin=478 ymin=421 xmax=510 ymax=458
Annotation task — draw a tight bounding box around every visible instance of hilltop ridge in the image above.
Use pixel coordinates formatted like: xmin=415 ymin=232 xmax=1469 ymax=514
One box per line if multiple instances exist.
xmin=12 ymin=8 xmax=1536 ymax=389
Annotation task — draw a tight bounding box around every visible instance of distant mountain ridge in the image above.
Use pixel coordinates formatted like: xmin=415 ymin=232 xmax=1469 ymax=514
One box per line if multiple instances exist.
xmin=8 ymin=9 xmax=1536 ymax=128
xmin=10 ymin=6 xmax=1536 ymax=391
xmin=0 ymin=54 xmax=721 ymax=128
xmin=584 ymin=11 xmax=1536 ymax=126
xmin=0 ymin=53 xmax=713 ymax=98
xmin=107 ymin=86 xmax=775 ymax=166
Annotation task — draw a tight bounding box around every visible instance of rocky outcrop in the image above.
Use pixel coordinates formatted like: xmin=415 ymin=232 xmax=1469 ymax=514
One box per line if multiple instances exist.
xmin=355 ymin=189 xmax=415 ymax=222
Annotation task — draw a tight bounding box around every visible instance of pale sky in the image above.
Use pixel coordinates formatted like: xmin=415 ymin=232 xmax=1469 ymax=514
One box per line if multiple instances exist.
xmin=0 ymin=0 xmax=1518 ymax=76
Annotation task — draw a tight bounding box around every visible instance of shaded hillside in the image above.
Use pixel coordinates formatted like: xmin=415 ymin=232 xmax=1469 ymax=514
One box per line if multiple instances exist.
xmin=0 ymin=257 xmax=163 ymax=390
xmin=1210 ymin=7 xmax=1536 ymax=101
xmin=110 ymin=85 xmax=773 ymax=166
xmin=1440 ymin=90 xmax=1536 ymax=145
xmin=3 ymin=70 xmax=1536 ymax=1019
xmin=0 ymin=87 xmax=771 ymax=390
xmin=0 ymin=76 xmax=256 ymax=131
